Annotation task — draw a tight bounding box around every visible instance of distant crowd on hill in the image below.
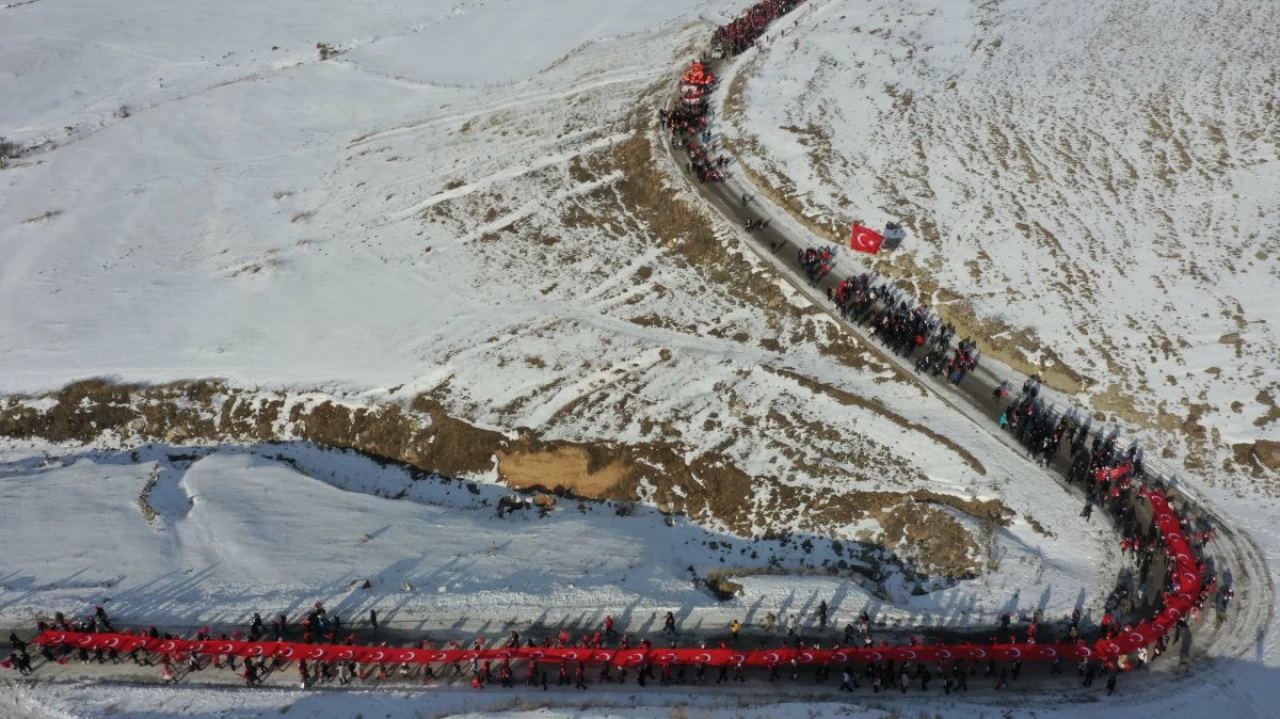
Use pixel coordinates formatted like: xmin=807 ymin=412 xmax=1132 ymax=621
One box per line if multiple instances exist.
xmin=713 ymin=0 xmax=807 ymax=57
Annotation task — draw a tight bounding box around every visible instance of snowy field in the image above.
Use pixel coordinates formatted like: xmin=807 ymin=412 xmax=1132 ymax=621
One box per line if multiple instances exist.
xmin=1 ymin=0 xmax=724 ymax=391
xmin=722 ymin=0 xmax=1280 ymax=487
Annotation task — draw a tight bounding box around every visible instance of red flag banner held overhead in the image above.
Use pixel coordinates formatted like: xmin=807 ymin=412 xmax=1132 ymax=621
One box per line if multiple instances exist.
xmin=850 ymin=224 xmax=884 ymax=255
xmin=29 ymin=486 xmax=1198 ymax=674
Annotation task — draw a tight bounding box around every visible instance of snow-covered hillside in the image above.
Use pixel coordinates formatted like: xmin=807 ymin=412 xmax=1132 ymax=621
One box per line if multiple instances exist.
xmin=0 ymin=0 xmax=1112 ymax=594
xmin=1 ymin=0 xmax=731 ymax=391
xmin=722 ymin=0 xmax=1280 ymax=486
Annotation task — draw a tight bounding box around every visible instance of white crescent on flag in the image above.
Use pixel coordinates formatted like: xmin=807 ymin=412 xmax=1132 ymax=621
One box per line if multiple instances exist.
xmin=937 ymin=649 xmax=951 ymax=659
xmin=77 ymin=636 xmax=94 ymax=646
xmin=694 ymin=653 xmax=711 ymax=663
xmin=850 ymin=224 xmax=885 ymax=254
xmin=307 ymin=648 xmax=325 ymax=659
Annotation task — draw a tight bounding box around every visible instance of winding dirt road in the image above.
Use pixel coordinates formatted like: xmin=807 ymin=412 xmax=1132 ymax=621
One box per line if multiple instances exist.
xmin=658 ymin=20 xmax=1273 ymax=709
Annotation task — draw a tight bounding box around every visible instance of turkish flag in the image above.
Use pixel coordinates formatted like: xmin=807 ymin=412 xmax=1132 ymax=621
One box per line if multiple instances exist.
xmin=850 ymin=224 xmax=884 ymax=254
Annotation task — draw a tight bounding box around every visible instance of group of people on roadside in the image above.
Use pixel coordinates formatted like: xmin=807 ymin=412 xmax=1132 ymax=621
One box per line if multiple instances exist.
xmin=713 ymin=0 xmax=807 ymax=56
xmin=663 ymin=60 xmax=730 ymax=185
xmin=995 ymin=377 xmax=1229 ymax=679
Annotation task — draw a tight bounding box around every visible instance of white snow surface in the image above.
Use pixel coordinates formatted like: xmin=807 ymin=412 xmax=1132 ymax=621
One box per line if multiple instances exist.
xmin=0 ymin=0 xmax=741 ymax=392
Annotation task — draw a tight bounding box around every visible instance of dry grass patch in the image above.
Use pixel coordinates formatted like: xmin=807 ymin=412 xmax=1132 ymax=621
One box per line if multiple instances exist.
xmin=1233 ymin=439 xmax=1280 ymax=475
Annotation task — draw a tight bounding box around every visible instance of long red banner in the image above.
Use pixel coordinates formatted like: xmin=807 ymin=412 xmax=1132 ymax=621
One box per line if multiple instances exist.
xmin=33 ymin=489 xmax=1199 ymax=669
xmin=33 ymin=631 xmax=1092 ymax=666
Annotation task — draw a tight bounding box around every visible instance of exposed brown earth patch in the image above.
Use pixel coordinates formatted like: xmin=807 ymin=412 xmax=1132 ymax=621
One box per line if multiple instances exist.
xmin=798 ymin=487 xmax=1011 ymax=579
xmin=498 ymin=446 xmax=631 ymax=496
xmin=607 ymin=122 xmax=792 ymax=315
xmin=1254 ymin=388 xmax=1280 ymax=428
xmin=1233 ymin=439 xmax=1280 ymax=476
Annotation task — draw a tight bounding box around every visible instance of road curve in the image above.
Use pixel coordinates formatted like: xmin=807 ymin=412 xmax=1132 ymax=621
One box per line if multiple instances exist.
xmin=662 ymin=15 xmax=1272 ymax=694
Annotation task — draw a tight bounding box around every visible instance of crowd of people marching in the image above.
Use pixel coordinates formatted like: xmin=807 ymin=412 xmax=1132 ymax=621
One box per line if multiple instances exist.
xmin=996 ymin=380 xmax=1226 ymax=669
xmin=8 ymin=593 xmax=1174 ymax=696
xmin=799 ymin=246 xmax=834 ymax=283
xmin=821 ymin=269 xmax=981 ymax=387
xmin=700 ymin=0 xmax=1225 ymax=691
xmin=662 ymin=60 xmax=730 ymax=184
xmin=713 ymin=0 xmax=807 ymax=56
